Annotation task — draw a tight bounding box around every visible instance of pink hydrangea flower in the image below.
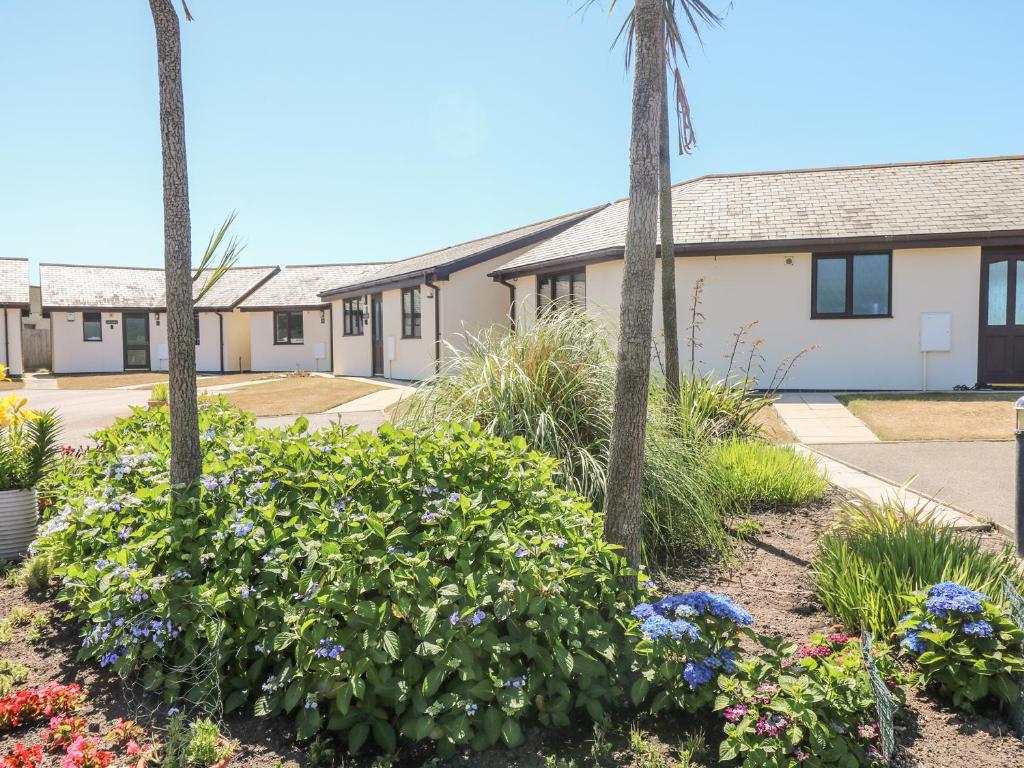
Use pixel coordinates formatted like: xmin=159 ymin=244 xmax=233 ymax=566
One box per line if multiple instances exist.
xmin=723 ymin=704 xmax=749 ymax=722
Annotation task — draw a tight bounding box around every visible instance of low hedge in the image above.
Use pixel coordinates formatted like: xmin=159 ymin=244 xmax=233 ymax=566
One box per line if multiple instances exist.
xmin=37 ymin=404 xmax=652 ymax=756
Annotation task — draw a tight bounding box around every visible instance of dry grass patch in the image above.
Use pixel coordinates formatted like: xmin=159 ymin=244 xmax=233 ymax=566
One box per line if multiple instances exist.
xmin=220 ymin=377 xmax=382 ymax=416
xmin=197 ymin=372 xmax=285 ymax=388
xmin=0 ymin=379 xmax=24 ymax=390
xmin=837 ymin=392 xmax=1019 ymax=441
xmin=754 ymin=404 xmax=796 ymax=443
xmin=56 ymin=372 xmax=168 ymax=389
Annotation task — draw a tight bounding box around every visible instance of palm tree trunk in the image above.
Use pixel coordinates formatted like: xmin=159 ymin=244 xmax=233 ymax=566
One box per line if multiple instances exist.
xmin=150 ymin=0 xmax=201 ymax=489
xmin=603 ymin=0 xmax=663 ymax=564
xmin=658 ymin=73 xmax=680 ymax=404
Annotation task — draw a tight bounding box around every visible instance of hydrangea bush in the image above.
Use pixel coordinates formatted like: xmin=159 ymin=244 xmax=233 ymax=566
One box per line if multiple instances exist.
xmin=628 ymin=592 xmax=751 ymax=712
xmin=36 ymin=404 xmax=651 ymax=756
xmin=715 ymin=633 xmax=895 ymax=768
xmin=898 ymin=581 xmax=1024 ymax=711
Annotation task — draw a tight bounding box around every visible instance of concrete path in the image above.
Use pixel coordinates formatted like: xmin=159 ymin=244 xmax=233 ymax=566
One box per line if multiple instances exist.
xmin=327 ymin=379 xmax=415 ymax=413
xmin=774 ymin=393 xmax=879 ymax=444
xmin=813 ymin=441 xmax=1013 ymax=534
xmin=795 ymin=445 xmax=986 ymax=530
xmin=18 ymin=389 xmax=149 ymax=446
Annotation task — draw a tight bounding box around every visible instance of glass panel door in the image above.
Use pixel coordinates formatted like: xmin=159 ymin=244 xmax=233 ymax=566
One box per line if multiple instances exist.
xmin=988 ymin=260 xmax=1008 ymax=326
xmin=122 ymin=314 xmax=150 ymax=370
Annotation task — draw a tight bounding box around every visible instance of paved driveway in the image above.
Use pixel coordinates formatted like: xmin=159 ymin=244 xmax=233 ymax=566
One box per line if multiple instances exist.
xmin=18 ymin=389 xmax=387 ymax=447
xmin=814 ymin=441 xmax=1014 ymax=533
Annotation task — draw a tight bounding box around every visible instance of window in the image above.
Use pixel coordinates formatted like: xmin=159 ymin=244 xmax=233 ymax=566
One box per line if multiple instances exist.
xmin=83 ymin=312 xmax=102 ymax=342
xmin=812 ymin=253 xmax=891 ymax=318
xmin=343 ymin=297 xmax=366 ymax=336
xmin=401 ymin=287 xmax=421 ymax=338
xmin=273 ymin=310 xmax=304 ymax=344
xmin=194 ymin=313 xmax=200 ymax=345
xmin=537 ymin=270 xmax=586 ymax=316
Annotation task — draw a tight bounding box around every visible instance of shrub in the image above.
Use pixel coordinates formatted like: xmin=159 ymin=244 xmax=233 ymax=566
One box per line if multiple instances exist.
xmin=0 ymin=390 xmax=62 ymax=492
xmin=898 ymin=582 xmax=1024 ymax=711
xmin=677 ymin=373 xmax=774 ymax=442
xmin=150 ymin=383 xmax=169 ymax=403
xmin=399 ymin=311 xmax=732 ymax=559
xmin=711 ymin=441 xmax=825 ymax=512
xmin=715 ymin=633 xmax=894 ymax=767
xmin=812 ymin=493 xmax=1021 ymax=635
xmin=628 ymin=592 xmax=751 ymax=714
xmin=37 ymin=404 xmax=650 ymax=756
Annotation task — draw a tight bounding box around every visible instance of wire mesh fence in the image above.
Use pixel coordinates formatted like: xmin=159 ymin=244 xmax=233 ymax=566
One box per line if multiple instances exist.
xmin=861 ymin=631 xmax=899 ymax=762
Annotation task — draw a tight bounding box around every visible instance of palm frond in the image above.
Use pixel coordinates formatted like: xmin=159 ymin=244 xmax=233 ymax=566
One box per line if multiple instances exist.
xmin=589 ymin=0 xmax=726 ymax=154
xmin=192 ymin=211 xmax=245 ymax=303
xmin=25 ymin=410 xmax=62 ymax=488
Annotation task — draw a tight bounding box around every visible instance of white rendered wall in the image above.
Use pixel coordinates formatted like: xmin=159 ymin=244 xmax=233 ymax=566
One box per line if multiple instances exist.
xmin=249 ymin=310 xmax=333 ymax=372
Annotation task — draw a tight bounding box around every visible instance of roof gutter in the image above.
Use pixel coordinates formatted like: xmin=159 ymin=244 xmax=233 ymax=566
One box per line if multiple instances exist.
xmin=488 ymin=229 xmax=1024 ymax=280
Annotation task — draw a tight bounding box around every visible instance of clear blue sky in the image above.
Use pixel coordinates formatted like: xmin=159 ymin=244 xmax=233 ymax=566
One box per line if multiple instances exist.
xmin=2 ymin=1 xmax=1022 ymax=281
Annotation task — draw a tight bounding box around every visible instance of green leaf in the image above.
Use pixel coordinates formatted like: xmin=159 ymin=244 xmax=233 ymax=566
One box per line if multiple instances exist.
xmin=348 ymin=723 xmax=370 ymax=754
xmin=382 ymin=630 xmax=400 ymax=660
xmin=295 ymin=706 xmax=321 ymax=740
xmin=283 ymin=680 xmax=303 ymax=712
xmin=500 ymin=717 xmax=523 ymax=748
xmin=630 ymin=677 xmax=650 ymax=706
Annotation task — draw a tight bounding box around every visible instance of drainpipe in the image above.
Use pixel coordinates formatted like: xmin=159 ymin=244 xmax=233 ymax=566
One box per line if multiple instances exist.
xmin=424 ymin=274 xmax=441 ymax=374
xmin=326 ymin=305 xmax=334 ymax=374
xmin=2 ymin=308 xmax=8 ymax=372
xmin=497 ymin=277 xmax=516 ymax=331
xmin=217 ymin=312 xmax=225 ymax=372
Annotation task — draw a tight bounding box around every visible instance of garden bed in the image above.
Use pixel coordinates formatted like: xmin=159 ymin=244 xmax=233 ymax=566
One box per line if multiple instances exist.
xmin=6 ymin=497 xmax=1024 ymax=766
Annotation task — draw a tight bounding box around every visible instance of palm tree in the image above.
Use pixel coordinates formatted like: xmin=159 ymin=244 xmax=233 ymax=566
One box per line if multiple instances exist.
xmin=601 ymin=0 xmax=663 ymax=564
xmin=595 ymin=0 xmax=720 ymax=562
xmin=149 ymin=0 xmax=199 ymax=490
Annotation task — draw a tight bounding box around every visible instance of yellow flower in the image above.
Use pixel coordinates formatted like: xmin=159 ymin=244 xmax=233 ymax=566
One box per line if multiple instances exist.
xmin=0 ymin=363 xmax=7 ymax=381
xmin=0 ymin=394 xmax=36 ymax=428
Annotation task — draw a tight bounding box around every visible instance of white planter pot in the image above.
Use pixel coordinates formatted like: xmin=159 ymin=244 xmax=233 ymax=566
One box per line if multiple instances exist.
xmin=0 ymin=488 xmax=38 ymax=561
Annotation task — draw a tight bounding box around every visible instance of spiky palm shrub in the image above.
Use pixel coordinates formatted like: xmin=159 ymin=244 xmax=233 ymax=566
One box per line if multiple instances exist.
xmin=399 ymin=311 xmax=731 ymax=560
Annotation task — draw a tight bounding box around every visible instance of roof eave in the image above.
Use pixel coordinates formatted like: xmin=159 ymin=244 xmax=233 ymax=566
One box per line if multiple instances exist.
xmin=490 ymin=229 xmax=1024 ymax=278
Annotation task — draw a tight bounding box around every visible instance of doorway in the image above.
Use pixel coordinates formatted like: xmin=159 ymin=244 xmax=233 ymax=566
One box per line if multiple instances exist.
xmin=122 ymin=313 xmax=150 ymax=371
xmin=370 ymin=293 xmax=384 ymax=377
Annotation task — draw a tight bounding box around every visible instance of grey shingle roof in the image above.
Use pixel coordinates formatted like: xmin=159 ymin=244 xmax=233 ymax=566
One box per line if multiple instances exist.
xmin=321 ymin=205 xmax=607 ymax=297
xmin=0 ymin=259 xmax=29 ymax=307
xmin=40 ymin=264 xmax=279 ymax=310
xmin=240 ymin=264 xmax=386 ymax=310
xmin=494 ymin=156 xmax=1024 ymax=275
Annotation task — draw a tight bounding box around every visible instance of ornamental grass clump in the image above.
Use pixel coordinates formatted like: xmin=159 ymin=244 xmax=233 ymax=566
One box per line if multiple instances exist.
xmin=628 ymin=592 xmax=751 ymax=713
xmin=399 ymin=310 xmax=732 ymax=560
xmin=812 ymin=492 xmax=1022 ymax=635
xmin=898 ymin=581 xmax=1024 ymax=711
xmin=36 ymin=403 xmax=652 ymax=756
xmin=715 ymin=633 xmax=897 ymax=768
xmin=711 ymin=441 xmax=826 ymax=512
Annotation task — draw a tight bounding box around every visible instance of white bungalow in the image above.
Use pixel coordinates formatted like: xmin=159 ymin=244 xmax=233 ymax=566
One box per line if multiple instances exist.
xmin=40 ymin=263 xmax=278 ymax=374
xmin=0 ymin=258 xmax=29 ymax=377
xmin=319 ymin=208 xmax=603 ymax=380
xmin=490 ymin=156 xmax=1024 ymax=391
xmin=239 ymin=263 xmax=384 ymax=372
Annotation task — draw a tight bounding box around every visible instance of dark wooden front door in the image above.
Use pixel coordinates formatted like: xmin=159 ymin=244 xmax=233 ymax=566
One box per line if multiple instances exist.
xmin=370 ymin=293 xmax=384 ymax=376
xmin=979 ymin=247 xmax=1024 ymax=385
xmin=122 ymin=313 xmax=150 ymax=371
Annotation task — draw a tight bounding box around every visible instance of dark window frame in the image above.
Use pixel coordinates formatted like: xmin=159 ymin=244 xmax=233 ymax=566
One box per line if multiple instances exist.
xmin=343 ymin=297 xmax=366 ymax=337
xmin=536 ymin=269 xmax=586 ymax=316
xmin=82 ymin=311 xmax=102 ymax=342
xmin=273 ymin=310 xmax=305 ymax=345
xmin=401 ymin=287 xmax=422 ymax=339
xmin=194 ymin=312 xmax=201 ymax=345
xmin=811 ymin=252 xmax=893 ymax=319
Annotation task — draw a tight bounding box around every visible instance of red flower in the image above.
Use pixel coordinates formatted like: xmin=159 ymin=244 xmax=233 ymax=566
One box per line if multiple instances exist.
xmin=0 ymin=743 xmax=43 ymax=768
xmin=0 ymin=683 xmax=84 ymax=731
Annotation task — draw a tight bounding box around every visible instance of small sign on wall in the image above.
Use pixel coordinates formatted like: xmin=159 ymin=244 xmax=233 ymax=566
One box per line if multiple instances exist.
xmin=106 ymin=319 xmax=119 ymax=328
xmin=920 ymin=312 xmax=951 ymax=352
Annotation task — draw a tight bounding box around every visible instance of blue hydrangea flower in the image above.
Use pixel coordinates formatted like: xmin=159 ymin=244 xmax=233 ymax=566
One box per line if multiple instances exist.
xmin=630 ymin=603 xmax=656 ymax=620
xmin=464 ymin=702 xmax=478 ymax=716
xmin=315 ymin=638 xmax=345 ymax=660
xmin=963 ymin=620 xmax=994 ymax=638
xmin=925 ymin=582 xmax=988 ymax=617
xmin=683 ymin=660 xmax=715 ymax=689
xmin=470 ymin=609 xmax=486 ymax=626
xmin=649 ymin=592 xmax=752 ymax=626
xmin=900 ymin=630 xmax=927 ymax=655
xmin=450 ymin=611 xmax=460 ymax=626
